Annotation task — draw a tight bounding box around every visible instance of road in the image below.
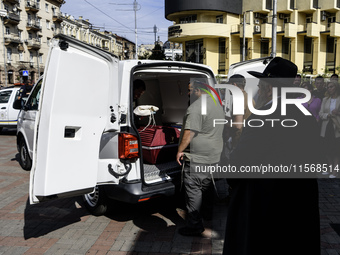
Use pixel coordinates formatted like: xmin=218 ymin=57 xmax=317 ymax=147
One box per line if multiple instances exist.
xmin=0 ymin=128 xmax=228 ymax=255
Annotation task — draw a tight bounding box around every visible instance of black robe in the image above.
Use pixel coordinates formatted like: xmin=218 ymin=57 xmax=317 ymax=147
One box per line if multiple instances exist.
xmin=223 ymin=99 xmax=321 ymax=255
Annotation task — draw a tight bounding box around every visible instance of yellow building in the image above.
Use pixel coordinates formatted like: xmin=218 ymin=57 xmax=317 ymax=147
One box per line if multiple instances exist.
xmin=165 ymin=0 xmax=340 ymax=76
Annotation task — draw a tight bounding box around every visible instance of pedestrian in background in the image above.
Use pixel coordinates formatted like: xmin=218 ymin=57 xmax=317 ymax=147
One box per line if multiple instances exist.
xmin=223 ymin=57 xmax=321 ymax=255
xmin=319 ymin=81 xmax=340 ymax=178
xmin=313 ymin=75 xmax=326 ymax=100
xmin=299 ymin=81 xmax=322 ymax=121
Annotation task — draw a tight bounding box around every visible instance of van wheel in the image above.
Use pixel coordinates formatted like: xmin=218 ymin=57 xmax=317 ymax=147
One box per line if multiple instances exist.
xmin=83 ymin=186 xmax=108 ymax=216
xmin=19 ymin=139 xmax=32 ymax=170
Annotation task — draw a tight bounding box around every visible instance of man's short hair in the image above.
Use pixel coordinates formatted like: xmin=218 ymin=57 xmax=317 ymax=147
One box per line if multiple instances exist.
xmin=228 ymin=74 xmax=246 ymax=88
xmin=315 ymin=75 xmax=324 ymax=81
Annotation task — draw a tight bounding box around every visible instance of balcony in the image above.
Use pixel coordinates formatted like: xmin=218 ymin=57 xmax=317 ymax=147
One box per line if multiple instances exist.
xmin=27 ymin=38 xmax=41 ymax=50
xmin=3 ymin=0 xmax=19 ymax=4
xmin=26 ymin=20 xmax=41 ymax=31
xmin=25 ymin=1 xmax=40 ymax=12
xmin=306 ymin=22 xmax=319 ymax=37
xmin=4 ymin=12 xmax=20 ymax=25
xmin=168 ymin=23 xmax=229 ymax=42
xmin=4 ymin=33 xmax=22 ymax=45
xmin=261 ymin=23 xmax=272 ymax=38
xmin=284 ymin=22 xmax=297 ymax=38
xmin=330 ymin=22 xmax=340 ymax=37
xmin=53 ymin=12 xmax=63 ymax=23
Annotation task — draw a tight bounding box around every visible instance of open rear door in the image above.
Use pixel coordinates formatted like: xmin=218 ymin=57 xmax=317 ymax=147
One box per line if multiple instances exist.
xmin=30 ymin=35 xmax=119 ymax=204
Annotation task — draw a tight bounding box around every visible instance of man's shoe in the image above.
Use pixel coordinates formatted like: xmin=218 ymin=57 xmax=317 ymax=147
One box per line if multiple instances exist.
xmin=178 ymin=226 xmax=205 ymax=236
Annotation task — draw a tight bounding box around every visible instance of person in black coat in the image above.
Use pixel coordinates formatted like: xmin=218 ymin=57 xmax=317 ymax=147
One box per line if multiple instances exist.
xmin=223 ymin=57 xmax=321 ymax=255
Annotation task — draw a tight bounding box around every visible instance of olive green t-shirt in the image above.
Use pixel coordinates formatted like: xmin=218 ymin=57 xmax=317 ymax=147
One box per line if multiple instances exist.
xmin=181 ymin=95 xmax=225 ymax=164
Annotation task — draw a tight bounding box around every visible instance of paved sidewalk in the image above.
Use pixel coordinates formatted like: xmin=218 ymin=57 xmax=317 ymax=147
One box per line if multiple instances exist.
xmin=0 ymin=129 xmax=339 ymax=254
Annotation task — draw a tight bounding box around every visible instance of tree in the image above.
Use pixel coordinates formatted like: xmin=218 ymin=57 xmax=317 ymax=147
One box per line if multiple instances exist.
xmin=139 ymin=52 xmax=150 ymax=60
xmin=148 ymin=43 xmax=166 ymax=60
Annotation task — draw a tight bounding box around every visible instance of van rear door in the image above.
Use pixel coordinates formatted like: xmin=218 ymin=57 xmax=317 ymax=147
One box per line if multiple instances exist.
xmin=30 ymin=35 xmax=120 ymax=204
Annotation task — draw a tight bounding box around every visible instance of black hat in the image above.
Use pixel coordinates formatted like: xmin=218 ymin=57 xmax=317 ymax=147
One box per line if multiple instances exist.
xmin=248 ymin=57 xmax=298 ymax=82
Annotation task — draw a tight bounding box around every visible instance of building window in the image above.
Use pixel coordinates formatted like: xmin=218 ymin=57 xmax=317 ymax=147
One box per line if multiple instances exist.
xmin=282 ymin=37 xmax=291 ymax=60
xmin=266 ymin=0 xmax=272 ymax=10
xmin=7 ymin=48 xmax=12 ymax=61
xmin=5 ymin=27 xmax=10 ymax=35
xmin=46 ymin=20 xmax=50 ymax=29
xmin=45 ymin=3 xmax=49 ymax=12
xmin=19 ymin=51 xmax=23 ymax=61
xmin=8 ymin=70 xmax=14 ymax=84
xmin=185 ymin=39 xmax=203 ymax=64
xmin=260 ymin=40 xmax=269 ymax=57
xmin=30 ymin=52 xmax=34 ymax=62
xmin=218 ymin=38 xmax=226 ymax=74
xmin=216 ymin=15 xmax=223 ymax=24
xmin=326 ymin=36 xmax=336 ymax=72
xmin=180 ymin=15 xmax=197 ymax=24
xmin=52 ymin=7 xmax=55 ymax=15
xmin=18 ymin=30 xmax=22 ymax=39
xmin=39 ymin=55 xmax=43 ymax=64
xmin=303 ymin=37 xmax=313 ymax=73
xmin=313 ymin=0 xmax=318 ymax=8
xmin=290 ymin=0 xmax=295 ymax=9
xmin=28 ymin=32 xmax=33 ymax=39
xmin=47 ymin=37 xmax=50 ymax=46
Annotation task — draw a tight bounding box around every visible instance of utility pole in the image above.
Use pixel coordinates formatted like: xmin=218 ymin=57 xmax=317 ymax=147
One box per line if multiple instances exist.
xmin=271 ymin=0 xmax=277 ymax=58
xmin=153 ymin=24 xmax=158 ymax=44
xmin=111 ymin=0 xmax=140 ymax=59
xmin=242 ymin=12 xmax=246 ymax=61
xmin=133 ymin=0 xmax=138 ymax=59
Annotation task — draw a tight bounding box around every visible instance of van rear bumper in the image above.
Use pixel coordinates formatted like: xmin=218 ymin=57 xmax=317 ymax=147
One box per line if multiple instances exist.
xmin=103 ymin=180 xmax=180 ymax=204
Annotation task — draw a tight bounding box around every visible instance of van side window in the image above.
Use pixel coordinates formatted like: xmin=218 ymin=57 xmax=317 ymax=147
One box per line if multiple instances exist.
xmin=0 ymin=90 xmax=12 ymax=104
xmin=26 ymin=79 xmax=42 ymax=110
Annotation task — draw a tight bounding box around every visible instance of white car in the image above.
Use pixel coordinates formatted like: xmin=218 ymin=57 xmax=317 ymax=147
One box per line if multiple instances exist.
xmin=15 ymin=78 xmax=42 ymax=170
xmin=0 ymin=86 xmax=21 ymax=132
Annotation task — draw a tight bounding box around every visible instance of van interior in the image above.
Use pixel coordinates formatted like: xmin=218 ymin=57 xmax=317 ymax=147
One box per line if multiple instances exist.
xmin=132 ymin=69 xmax=212 ymax=185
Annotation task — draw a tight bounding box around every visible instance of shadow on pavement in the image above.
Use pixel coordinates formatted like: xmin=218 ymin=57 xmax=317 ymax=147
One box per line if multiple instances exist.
xmin=23 ymin=197 xmax=89 ymax=239
xmin=0 ymin=128 xmax=17 ymax=136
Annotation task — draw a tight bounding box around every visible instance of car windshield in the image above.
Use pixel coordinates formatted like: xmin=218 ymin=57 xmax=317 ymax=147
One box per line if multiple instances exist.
xmin=0 ymin=90 xmax=12 ymax=104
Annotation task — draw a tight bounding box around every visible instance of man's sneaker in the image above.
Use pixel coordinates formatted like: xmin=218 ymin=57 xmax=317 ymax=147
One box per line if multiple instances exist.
xmin=178 ymin=226 xmax=205 ymax=236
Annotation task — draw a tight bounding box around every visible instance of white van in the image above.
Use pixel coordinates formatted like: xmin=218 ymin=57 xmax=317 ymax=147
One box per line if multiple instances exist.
xmin=0 ymin=86 xmax=21 ymax=132
xmin=29 ymin=35 xmax=219 ymax=215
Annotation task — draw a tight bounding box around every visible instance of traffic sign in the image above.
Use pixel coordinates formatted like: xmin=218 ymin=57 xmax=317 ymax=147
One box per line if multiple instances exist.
xmin=22 ymin=70 xmax=29 ymax=76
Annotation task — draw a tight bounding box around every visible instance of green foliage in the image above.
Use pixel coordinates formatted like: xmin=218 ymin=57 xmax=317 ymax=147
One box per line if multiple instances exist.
xmin=148 ymin=43 xmax=166 ymax=60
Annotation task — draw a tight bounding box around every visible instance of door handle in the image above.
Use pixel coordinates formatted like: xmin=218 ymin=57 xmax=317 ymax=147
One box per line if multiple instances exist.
xmin=1 ymin=107 xmax=6 ymax=109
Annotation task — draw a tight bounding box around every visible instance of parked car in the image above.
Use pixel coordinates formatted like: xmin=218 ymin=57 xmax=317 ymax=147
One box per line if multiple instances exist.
xmin=14 ymin=78 xmax=42 ymax=170
xmin=29 ymin=35 xmax=220 ymax=215
xmin=0 ymin=86 xmax=21 ymax=132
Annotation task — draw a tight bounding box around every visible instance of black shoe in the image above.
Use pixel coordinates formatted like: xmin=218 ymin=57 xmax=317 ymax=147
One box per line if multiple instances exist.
xmin=178 ymin=226 xmax=205 ymax=236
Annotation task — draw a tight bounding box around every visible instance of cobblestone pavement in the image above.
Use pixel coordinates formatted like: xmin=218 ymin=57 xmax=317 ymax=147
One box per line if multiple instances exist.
xmin=0 ymin=128 xmax=339 ymax=255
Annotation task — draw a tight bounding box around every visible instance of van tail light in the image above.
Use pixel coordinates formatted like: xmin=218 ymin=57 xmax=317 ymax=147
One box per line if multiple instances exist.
xmin=119 ymin=133 xmax=139 ymax=159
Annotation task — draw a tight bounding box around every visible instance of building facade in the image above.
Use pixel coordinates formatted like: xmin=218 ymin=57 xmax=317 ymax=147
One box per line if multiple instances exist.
xmin=0 ymin=1 xmax=135 ymax=87
xmin=0 ymin=0 xmax=64 ymax=86
xmin=165 ymin=0 xmax=340 ymax=76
